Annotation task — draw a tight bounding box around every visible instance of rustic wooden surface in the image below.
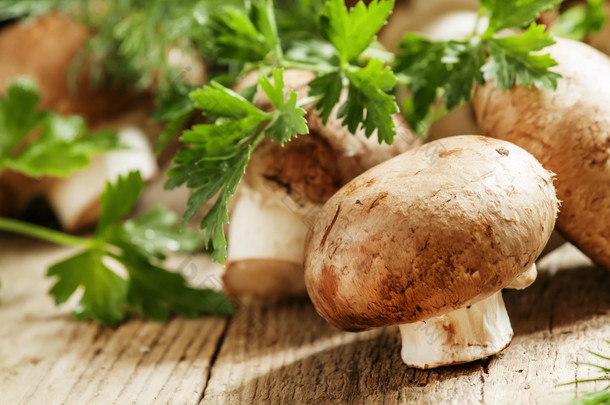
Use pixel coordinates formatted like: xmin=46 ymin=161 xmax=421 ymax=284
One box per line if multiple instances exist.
xmin=0 ymin=236 xmax=609 ymax=405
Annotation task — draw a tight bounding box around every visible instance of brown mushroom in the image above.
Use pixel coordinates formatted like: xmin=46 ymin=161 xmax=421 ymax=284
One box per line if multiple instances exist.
xmin=473 ymin=38 xmax=610 ymax=271
xmin=224 ymin=70 xmax=422 ymax=298
xmin=0 ymin=13 xmax=148 ymax=124
xmin=304 ymin=136 xmax=558 ymax=368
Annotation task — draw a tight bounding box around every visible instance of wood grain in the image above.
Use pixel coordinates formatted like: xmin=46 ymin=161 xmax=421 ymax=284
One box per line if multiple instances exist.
xmin=0 ymin=237 xmax=227 ymax=405
xmin=1 ymin=237 xmax=609 ymax=405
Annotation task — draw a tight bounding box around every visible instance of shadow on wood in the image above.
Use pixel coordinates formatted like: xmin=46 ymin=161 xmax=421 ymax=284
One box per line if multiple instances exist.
xmin=202 ymin=263 xmax=610 ymax=404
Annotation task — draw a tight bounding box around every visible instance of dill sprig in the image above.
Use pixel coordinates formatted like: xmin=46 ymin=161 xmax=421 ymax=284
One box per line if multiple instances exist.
xmin=563 ymin=340 xmax=610 ymax=405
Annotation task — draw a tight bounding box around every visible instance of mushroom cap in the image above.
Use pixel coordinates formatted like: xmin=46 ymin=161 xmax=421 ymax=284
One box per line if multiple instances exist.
xmin=304 ymin=135 xmax=558 ymax=331
xmin=0 ymin=13 xmax=148 ymax=124
xmin=473 ymin=38 xmax=610 ymax=271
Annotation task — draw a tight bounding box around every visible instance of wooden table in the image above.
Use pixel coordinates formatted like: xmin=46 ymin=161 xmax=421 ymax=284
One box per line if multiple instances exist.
xmin=1 ymin=237 xmax=609 ymax=405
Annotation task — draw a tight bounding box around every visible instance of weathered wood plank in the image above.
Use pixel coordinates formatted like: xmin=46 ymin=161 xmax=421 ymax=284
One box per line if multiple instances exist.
xmin=1 ymin=236 xmax=609 ymax=405
xmin=0 ymin=237 xmax=226 ymax=405
xmin=201 ymin=244 xmax=610 ymax=405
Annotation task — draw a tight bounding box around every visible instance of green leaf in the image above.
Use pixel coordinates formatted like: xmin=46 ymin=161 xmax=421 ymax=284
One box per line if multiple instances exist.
xmin=98 ymin=171 xmax=145 ymax=233
xmin=319 ymin=0 xmax=394 ymax=64
xmin=153 ymin=83 xmax=197 ymax=155
xmin=260 ymin=69 xmax=308 ymax=144
xmin=483 ymin=24 xmax=561 ymax=90
xmin=116 ymin=207 xmax=204 ymax=260
xmin=258 ymin=68 xmax=286 ymax=109
xmin=481 ymin=0 xmax=562 ymax=31
xmin=117 ymin=251 xmax=233 ymax=321
xmin=44 ymin=172 xmax=233 ymax=325
xmin=549 ymin=0 xmax=606 ymax=41
xmin=339 ymin=59 xmax=398 ymax=144
xmin=308 ymin=71 xmax=343 ymax=124
xmin=190 ymin=82 xmax=269 ymax=120
xmin=192 ymin=146 xmax=251 ymax=264
xmin=0 ymin=78 xmax=42 ymax=159
xmin=265 ymin=91 xmax=309 ymax=144
xmin=441 ymin=39 xmax=486 ymax=109
xmin=395 ymin=34 xmax=451 ymax=127
xmin=209 ymin=6 xmax=272 ymax=63
xmin=47 ymin=251 xmax=127 ymax=326
xmin=0 ymin=78 xmax=120 ymax=177
xmin=207 ymin=0 xmax=282 ymax=65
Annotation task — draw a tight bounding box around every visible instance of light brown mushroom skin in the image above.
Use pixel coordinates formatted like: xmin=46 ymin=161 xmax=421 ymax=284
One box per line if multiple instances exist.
xmin=473 ymin=38 xmax=610 ymax=271
xmin=304 ymin=136 xmax=558 ymax=332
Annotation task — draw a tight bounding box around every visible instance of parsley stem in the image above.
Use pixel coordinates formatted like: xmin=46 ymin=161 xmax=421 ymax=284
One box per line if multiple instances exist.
xmin=281 ymin=60 xmax=331 ymax=74
xmin=0 ymin=217 xmax=91 ymax=247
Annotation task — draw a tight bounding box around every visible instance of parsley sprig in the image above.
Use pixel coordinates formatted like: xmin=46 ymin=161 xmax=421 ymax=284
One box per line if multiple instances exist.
xmin=394 ymin=0 xmax=563 ymax=132
xmin=0 ymin=78 xmax=120 ymax=177
xmin=166 ymin=69 xmax=308 ymax=263
xmin=168 ymin=0 xmax=567 ymax=264
xmin=0 ymin=172 xmax=233 ymax=326
xmin=168 ymin=0 xmax=400 ymax=263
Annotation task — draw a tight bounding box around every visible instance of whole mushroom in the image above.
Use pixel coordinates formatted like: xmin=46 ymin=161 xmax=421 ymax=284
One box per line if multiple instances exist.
xmin=474 ymin=38 xmax=610 ymax=271
xmin=304 ymin=135 xmax=558 ymax=368
xmin=224 ymin=70 xmax=421 ymax=298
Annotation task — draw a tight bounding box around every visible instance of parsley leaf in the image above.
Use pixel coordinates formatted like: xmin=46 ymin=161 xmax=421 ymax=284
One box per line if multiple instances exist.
xmin=482 ymin=0 xmax=562 ymax=31
xmin=153 ymin=83 xmax=197 ymax=156
xmin=483 ymin=24 xmax=561 ymax=90
xmin=209 ymin=5 xmax=274 ymax=64
xmin=97 ymin=170 xmax=145 ymax=233
xmin=319 ymin=0 xmax=394 ymax=64
xmin=307 ymin=71 xmax=343 ymax=123
xmin=48 ymin=251 xmax=128 ymax=326
xmin=259 ymin=69 xmax=308 ymax=144
xmin=45 ymin=171 xmax=232 ymax=326
xmin=341 ymin=60 xmax=398 ymax=143
xmin=167 ymin=68 xmax=308 ymax=263
xmin=550 ymin=0 xmax=606 ymax=41
xmin=0 ymin=78 xmax=120 ymax=177
xmin=394 ymin=0 xmax=562 ymax=133
xmin=167 ymin=83 xmax=269 ymax=263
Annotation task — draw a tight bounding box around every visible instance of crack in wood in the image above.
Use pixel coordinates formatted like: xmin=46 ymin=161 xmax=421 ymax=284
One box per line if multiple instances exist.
xmin=199 ymin=318 xmax=231 ymax=403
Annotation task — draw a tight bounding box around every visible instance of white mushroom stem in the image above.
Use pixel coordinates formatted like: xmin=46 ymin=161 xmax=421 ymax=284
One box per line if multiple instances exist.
xmin=45 ymin=126 xmax=157 ymax=232
xmin=225 ymin=186 xmax=310 ymax=297
xmin=398 ymin=292 xmax=513 ymax=369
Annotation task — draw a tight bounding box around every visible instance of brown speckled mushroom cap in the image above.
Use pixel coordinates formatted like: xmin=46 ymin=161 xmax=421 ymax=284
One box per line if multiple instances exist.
xmin=304 ymin=135 xmax=558 ymax=331
xmin=474 ymin=38 xmax=610 ymax=271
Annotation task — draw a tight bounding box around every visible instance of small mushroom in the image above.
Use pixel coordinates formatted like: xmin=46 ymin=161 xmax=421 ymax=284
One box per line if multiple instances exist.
xmin=304 ymin=135 xmax=558 ymax=368
xmin=473 ymin=38 xmax=610 ymax=271
xmin=0 ymin=13 xmax=146 ymax=124
xmin=224 ymin=71 xmax=422 ymax=297
xmin=44 ymin=112 xmax=158 ymax=232
xmin=379 ymin=0 xmax=481 ymax=53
